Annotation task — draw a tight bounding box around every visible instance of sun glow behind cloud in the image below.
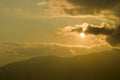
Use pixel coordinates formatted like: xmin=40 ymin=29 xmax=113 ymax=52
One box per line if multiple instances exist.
xmin=79 ymin=32 xmax=86 ymax=38
xmin=57 ymin=23 xmax=107 ymax=47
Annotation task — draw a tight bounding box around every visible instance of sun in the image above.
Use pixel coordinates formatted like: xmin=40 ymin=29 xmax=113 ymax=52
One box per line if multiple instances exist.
xmin=79 ymin=32 xmax=86 ymax=38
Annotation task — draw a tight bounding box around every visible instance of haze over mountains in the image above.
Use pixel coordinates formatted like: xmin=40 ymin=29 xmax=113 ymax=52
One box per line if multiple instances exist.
xmin=0 ymin=48 xmax=120 ymax=80
xmin=0 ymin=42 xmax=110 ymax=66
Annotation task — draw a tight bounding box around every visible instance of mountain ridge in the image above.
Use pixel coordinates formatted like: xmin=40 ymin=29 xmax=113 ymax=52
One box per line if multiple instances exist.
xmin=0 ymin=49 xmax=120 ymax=80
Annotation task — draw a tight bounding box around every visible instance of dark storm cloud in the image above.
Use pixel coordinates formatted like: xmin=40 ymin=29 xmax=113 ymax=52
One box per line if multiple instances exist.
xmin=71 ymin=24 xmax=114 ymax=35
xmin=65 ymin=0 xmax=120 ymax=17
xmin=106 ymin=26 xmax=120 ymax=47
xmin=62 ymin=0 xmax=120 ymax=47
xmin=67 ymin=0 xmax=119 ymax=9
xmin=69 ymin=23 xmax=120 ymax=47
xmin=85 ymin=25 xmax=120 ymax=47
xmin=85 ymin=25 xmax=114 ymax=35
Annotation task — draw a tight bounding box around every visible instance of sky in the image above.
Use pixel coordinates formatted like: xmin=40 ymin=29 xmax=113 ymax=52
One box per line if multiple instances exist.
xmin=1 ymin=0 xmax=120 ymax=55
xmin=0 ymin=0 xmax=102 ymax=44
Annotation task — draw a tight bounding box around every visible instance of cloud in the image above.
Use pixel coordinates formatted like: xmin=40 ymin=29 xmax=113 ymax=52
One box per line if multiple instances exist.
xmin=85 ymin=24 xmax=114 ymax=35
xmin=58 ymin=22 xmax=120 ymax=48
xmin=51 ymin=0 xmax=120 ymax=27
xmin=49 ymin=0 xmax=117 ymax=20
xmin=0 ymin=0 xmax=50 ymax=17
xmin=64 ymin=0 xmax=120 ymax=18
xmin=0 ymin=42 xmax=74 ymax=57
xmin=37 ymin=1 xmax=48 ymax=6
xmin=53 ymin=0 xmax=120 ymax=48
xmin=106 ymin=26 xmax=120 ymax=47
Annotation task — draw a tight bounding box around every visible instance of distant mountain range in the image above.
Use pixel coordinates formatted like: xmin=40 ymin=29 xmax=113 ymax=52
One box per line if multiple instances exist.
xmin=0 ymin=43 xmax=110 ymax=66
xmin=0 ymin=49 xmax=120 ymax=80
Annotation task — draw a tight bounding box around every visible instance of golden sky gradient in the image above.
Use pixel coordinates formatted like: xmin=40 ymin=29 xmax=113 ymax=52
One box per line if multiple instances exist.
xmin=1 ymin=0 xmax=120 ymax=51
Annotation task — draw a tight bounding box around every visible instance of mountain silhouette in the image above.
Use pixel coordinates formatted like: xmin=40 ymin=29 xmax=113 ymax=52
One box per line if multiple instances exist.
xmin=0 ymin=49 xmax=120 ymax=80
xmin=0 ymin=43 xmax=110 ymax=66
